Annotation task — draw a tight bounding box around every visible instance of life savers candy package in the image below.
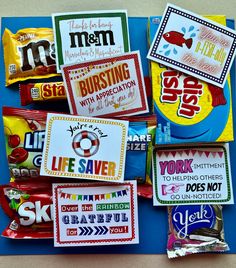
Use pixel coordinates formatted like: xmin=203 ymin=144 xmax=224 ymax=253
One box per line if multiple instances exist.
xmin=20 ymin=82 xmax=66 ymax=106
xmin=40 ymin=113 xmax=129 ymax=182
xmin=2 ymin=107 xmax=47 ymax=180
xmin=148 ymin=16 xmax=234 ymax=145
xmin=2 ymin=28 xmax=58 ymax=86
xmin=167 ymin=205 xmax=229 ymax=258
xmin=0 ymin=181 xmax=53 ymax=239
xmin=2 ymin=107 xmax=154 ymax=197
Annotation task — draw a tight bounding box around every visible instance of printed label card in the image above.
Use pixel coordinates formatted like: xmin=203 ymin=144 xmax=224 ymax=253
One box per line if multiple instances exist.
xmin=52 ymin=10 xmax=130 ymax=72
xmin=62 ymin=51 xmax=149 ymax=117
xmin=147 ymin=4 xmax=236 ymax=87
xmin=53 ymin=181 xmax=139 ymax=247
xmin=153 ymin=144 xmax=234 ymax=206
xmin=40 ymin=113 xmax=128 ymax=182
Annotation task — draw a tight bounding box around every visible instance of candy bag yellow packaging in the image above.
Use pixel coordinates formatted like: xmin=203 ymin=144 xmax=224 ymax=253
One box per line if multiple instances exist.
xmin=149 ymin=16 xmax=234 ymax=145
xmin=2 ymin=28 xmax=59 ymax=86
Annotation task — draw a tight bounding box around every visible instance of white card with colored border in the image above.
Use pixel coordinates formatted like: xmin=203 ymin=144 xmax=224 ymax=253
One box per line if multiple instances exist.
xmin=147 ymin=4 xmax=236 ymax=87
xmin=40 ymin=113 xmax=128 ymax=182
xmin=52 ymin=10 xmax=130 ymax=72
xmin=61 ymin=51 xmax=149 ymax=117
xmin=53 ymin=181 xmax=139 ymax=247
xmin=153 ymin=144 xmax=234 ymax=206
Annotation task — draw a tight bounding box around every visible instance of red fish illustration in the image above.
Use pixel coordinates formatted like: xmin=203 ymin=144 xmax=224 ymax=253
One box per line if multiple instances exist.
xmin=208 ymin=84 xmax=226 ymax=107
xmin=163 ymin=31 xmax=193 ymax=49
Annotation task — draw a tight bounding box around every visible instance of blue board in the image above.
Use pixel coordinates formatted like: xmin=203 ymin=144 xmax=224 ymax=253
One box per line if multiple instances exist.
xmin=0 ymin=16 xmax=235 ymax=255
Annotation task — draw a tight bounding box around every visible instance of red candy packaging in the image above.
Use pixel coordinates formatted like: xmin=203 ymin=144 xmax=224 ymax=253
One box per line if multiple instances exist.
xmin=0 ymin=182 xmax=53 ymax=239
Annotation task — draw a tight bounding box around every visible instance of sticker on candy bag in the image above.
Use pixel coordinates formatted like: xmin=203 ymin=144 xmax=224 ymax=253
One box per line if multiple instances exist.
xmin=40 ymin=113 xmax=129 ymax=182
xmin=61 ymin=51 xmax=149 ymax=117
xmin=147 ymin=4 xmax=236 ymax=87
xmin=153 ymin=144 xmax=234 ymax=206
xmin=53 ymin=181 xmax=139 ymax=247
xmin=52 ymin=10 xmax=130 ymax=72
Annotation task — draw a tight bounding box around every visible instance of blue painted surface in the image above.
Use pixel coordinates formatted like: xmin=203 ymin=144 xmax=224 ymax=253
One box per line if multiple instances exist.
xmin=0 ymin=16 xmax=235 ymax=255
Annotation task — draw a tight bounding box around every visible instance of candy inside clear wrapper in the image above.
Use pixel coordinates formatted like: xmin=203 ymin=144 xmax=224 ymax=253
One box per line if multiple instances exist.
xmin=167 ymin=205 xmax=229 ymax=258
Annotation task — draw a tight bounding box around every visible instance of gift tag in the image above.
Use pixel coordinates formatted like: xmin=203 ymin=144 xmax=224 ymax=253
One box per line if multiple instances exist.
xmin=40 ymin=113 xmax=128 ymax=182
xmin=147 ymin=4 xmax=236 ymax=87
xmin=148 ymin=16 xmax=234 ymax=145
xmin=62 ymin=51 xmax=149 ymax=117
xmin=53 ymin=181 xmax=139 ymax=247
xmin=153 ymin=144 xmax=234 ymax=205
xmin=52 ymin=10 xmax=130 ymax=72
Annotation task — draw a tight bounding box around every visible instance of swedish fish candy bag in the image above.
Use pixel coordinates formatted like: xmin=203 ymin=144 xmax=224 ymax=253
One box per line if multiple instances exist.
xmin=3 ymin=107 xmax=47 ymax=180
xmin=2 ymin=28 xmax=59 ymax=86
xmin=152 ymin=65 xmax=233 ymax=144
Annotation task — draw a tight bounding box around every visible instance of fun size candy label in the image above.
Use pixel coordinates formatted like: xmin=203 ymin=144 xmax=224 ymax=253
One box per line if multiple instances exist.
xmin=153 ymin=144 xmax=234 ymax=205
xmin=62 ymin=51 xmax=149 ymax=117
xmin=147 ymin=4 xmax=236 ymax=87
xmin=40 ymin=113 xmax=128 ymax=182
xmin=52 ymin=10 xmax=130 ymax=72
xmin=53 ymin=181 xmax=139 ymax=247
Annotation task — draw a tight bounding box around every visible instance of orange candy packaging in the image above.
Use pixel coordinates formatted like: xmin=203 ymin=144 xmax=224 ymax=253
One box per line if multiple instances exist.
xmin=2 ymin=28 xmax=58 ymax=86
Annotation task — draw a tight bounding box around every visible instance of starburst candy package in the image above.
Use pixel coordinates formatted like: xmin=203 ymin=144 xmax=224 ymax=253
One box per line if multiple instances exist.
xmin=148 ymin=16 xmax=234 ymax=145
xmin=167 ymin=205 xmax=229 ymax=258
xmin=20 ymin=82 xmax=66 ymax=106
xmin=2 ymin=28 xmax=58 ymax=86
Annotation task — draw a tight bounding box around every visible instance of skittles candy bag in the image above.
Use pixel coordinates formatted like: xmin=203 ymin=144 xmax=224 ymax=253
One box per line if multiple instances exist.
xmin=0 ymin=181 xmax=53 ymax=239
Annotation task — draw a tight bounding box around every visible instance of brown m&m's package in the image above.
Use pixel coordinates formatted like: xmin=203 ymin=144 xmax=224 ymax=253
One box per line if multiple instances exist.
xmin=2 ymin=28 xmax=58 ymax=86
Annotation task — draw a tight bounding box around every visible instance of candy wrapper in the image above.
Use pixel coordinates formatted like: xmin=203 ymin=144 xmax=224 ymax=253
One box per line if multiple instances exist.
xmin=3 ymin=107 xmax=47 ymax=180
xmin=3 ymin=107 xmax=155 ymax=198
xmin=167 ymin=205 xmax=229 ymax=258
xmin=122 ymin=115 xmax=156 ymax=198
xmin=2 ymin=28 xmax=58 ymax=86
xmin=20 ymin=82 xmax=66 ymax=106
xmin=0 ymin=182 xmax=53 ymax=239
